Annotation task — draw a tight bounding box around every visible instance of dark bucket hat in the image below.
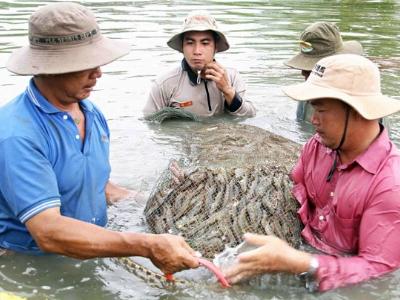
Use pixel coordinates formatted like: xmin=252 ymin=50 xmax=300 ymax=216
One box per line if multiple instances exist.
xmin=285 ymin=22 xmax=363 ymax=71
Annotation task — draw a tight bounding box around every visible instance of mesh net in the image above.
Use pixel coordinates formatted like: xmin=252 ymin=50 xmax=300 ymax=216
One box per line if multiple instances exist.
xmin=180 ymin=122 xmax=301 ymax=168
xmin=144 ymin=123 xmax=304 ymax=259
xmin=144 ymin=107 xmax=200 ymax=123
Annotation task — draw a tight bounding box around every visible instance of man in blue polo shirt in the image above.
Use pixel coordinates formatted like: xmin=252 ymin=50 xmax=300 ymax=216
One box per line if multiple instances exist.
xmin=0 ymin=2 xmax=199 ymax=275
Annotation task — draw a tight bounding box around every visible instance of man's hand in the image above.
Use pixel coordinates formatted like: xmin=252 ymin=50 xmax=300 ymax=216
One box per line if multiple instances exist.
xmin=204 ymin=61 xmax=235 ymax=104
xmin=106 ymin=181 xmax=140 ymax=204
xmin=26 ymin=208 xmax=200 ymax=266
xmin=146 ymin=233 xmax=199 ymax=274
xmin=223 ymin=233 xmax=311 ymax=284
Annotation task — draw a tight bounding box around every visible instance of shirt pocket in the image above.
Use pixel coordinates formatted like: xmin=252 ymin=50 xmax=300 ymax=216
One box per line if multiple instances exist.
xmin=324 ymin=209 xmax=361 ymax=254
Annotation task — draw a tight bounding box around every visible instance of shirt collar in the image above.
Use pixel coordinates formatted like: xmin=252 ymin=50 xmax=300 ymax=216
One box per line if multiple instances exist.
xmin=181 ymin=58 xmax=200 ymax=85
xmin=316 ymin=126 xmax=390 ymax=175
xmin=355 ymin=125 xmax=390 ymax=174
xmin=26 ymin=78 xmax=94 ymax=114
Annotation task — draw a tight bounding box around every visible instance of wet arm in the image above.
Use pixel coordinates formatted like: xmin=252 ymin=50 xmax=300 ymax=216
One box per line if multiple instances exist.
xmin=26 ymin=207 xmax=150 ymax=259
xmin=25 ymin=207 xmax=199 ymax=273
xmin=224 ymin=234 xmax=312 ymax=283
xmin=105 ymin=181 xmax=132 ymax=204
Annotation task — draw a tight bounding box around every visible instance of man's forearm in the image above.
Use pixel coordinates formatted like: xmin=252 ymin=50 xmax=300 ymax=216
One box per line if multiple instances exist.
xmin=26 ymin=208 xmax=153 ymax=259
xmin=222 ymin=87 xmax=235 ymax=104
xmin=105 ymin=181 xmax=131 ymax=204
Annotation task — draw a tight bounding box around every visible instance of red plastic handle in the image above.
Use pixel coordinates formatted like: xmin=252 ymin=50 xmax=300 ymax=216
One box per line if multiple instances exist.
xmin=164 ymin=273 xmax=175 ymax=282
xmin=198 ymin=258 xmax=231 ymax=288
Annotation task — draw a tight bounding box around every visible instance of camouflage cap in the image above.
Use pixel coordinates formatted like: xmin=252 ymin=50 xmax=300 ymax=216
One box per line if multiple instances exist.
xmin=167 ymin=11 xmax=229 ymax=53
xmin=285 ymin=22 xmax=363 ymax=71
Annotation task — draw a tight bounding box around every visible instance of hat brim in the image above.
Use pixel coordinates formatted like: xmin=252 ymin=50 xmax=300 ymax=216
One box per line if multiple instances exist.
xmin=6 ymin=36 xmax=130 ymax=75
xmin=284 ymin=40 xmax=363 ymax=71
xmin=282 ymin=81 xmax=400 ymax=120
xmin=167 ymin=27 xmax=230 ymax=53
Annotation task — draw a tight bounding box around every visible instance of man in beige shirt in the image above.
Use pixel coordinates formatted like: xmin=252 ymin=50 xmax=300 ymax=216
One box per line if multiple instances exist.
xmin=143 ymin=11 xmax=256 ymax=118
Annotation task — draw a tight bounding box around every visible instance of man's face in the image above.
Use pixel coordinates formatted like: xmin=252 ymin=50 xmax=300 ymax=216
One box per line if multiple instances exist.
xmin=182 ymin=31 xmax=216 ymax=71
xmin=310 ymin=98 xmax=348 ymax=149
xmin=45 ymin=67 xmax=102 ymax=104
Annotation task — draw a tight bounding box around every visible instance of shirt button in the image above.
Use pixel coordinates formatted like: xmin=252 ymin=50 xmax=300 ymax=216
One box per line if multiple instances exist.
xmin=63 ymin=115 xmax=68 ymax=120
xmin=319 ymin=215 xmax=325 ymax=221
xmin=75 ymin=135 xmax=80 ymax=140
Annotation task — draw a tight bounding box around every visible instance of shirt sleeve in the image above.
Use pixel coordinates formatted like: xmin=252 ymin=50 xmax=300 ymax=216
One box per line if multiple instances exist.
xmin=315 ymin=185 xmax=400 ymax=291
xmin=142 ymin=80 xmax=169 ymax=117
xmin=225 ymin=69 xmax=256 ymax=117
xmin=291 ymin=144 xmax=306 ymax=185
xmin=290 ymin=141 xmax=313 ymax=226
xmin=0 ymin=136 xmax=61 ymax=223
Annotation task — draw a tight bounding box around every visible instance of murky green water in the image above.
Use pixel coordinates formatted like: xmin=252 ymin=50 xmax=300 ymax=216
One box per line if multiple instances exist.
xmin=0 ymin=0 xmax=399 ymax=299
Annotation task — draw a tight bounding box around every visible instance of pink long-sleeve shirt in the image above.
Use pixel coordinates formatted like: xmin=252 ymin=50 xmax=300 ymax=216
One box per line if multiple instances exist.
xmin=291 ymin=129 xmax=400 ymax=291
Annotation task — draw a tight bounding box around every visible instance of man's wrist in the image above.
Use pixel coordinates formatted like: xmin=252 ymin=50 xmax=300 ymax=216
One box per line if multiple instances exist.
xmin=297 ymin=256 xmax=319 ymax=292
xmin=128 ymin=232 xmax=154 ymax=258
xmin=222 ymin=87 xmax=235 ymax=103
xmin=225 ymin=91 xmax=243 ymax=112
xmin=308 ymin=256 xmax=319 ymax=275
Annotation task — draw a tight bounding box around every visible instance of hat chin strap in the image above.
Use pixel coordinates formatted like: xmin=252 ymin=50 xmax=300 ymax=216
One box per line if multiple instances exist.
xmin=326 ymin=106 xmax=350 ymax=182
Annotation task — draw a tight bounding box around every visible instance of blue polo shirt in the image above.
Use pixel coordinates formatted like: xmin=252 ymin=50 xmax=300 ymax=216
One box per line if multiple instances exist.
xmin=0 ymin=79 xmax=111 ymax=254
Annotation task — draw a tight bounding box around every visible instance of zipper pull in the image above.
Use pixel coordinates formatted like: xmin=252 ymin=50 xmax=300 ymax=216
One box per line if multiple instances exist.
xmin=197 ymin=70 xmax=201 ymax=85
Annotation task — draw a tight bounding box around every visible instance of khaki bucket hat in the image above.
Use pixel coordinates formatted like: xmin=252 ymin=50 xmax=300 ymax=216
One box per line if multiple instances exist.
xmin=167 ymin=11 xmax=229 ymax=53
xmin=285 ymin=22 xmax=363 ymax=71
xmin=282 ymin=54 xmax=400 ymax=120
xmin=6 ymin=2 xmax=130 ymax=75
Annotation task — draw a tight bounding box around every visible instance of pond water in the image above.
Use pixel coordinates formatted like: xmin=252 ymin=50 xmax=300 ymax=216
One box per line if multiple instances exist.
xmin=0 ymin=0 xmax=399 ymax=299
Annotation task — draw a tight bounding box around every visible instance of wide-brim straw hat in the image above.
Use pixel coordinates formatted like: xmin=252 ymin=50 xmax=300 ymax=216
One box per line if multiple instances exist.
xmin=6 ymin=2 xmax=130 ymax=75
xmin=282 ymin=54 xmax=400 ymax=120
xmin=285 ymin=22 xmax=363 ymax=71
xmin=167 ymin=11 xmax=229 ymax=53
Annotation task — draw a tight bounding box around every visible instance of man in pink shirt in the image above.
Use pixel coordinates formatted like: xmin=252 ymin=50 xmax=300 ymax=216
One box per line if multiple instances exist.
xmin=224 ymin=54 xmax=400 ymax=291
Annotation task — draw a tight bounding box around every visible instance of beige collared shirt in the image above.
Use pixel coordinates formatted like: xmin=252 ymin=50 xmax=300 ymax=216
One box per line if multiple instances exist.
xmin=143 ymin=65 xmax=256 ymax=117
